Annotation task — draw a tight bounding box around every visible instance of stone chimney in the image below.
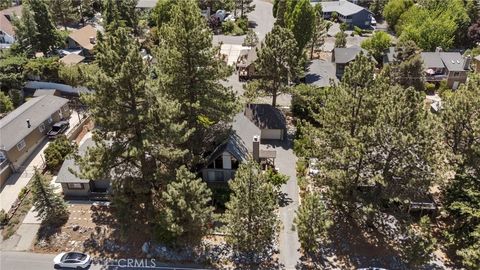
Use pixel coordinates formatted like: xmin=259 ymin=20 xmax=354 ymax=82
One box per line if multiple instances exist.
xmin=252 ymin=135 xmax=260 ymax=162
xmin=464 ymin=55 xmax=472 ymax=70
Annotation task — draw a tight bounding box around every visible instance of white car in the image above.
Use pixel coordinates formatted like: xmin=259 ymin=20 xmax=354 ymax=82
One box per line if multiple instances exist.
xmin=224 ymin=13 xmax=236 ymax=22
xmin=53 ymin=252 xmax=91 ymax=269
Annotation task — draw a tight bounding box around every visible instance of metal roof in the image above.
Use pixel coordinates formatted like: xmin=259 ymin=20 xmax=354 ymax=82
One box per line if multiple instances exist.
xmin=56 ymin=138 xmax=95 ymax=184
xmin=313 ymin=0 xmax=365 ymax=16
xmin=0 ymin=95 xmax=69 ymax=151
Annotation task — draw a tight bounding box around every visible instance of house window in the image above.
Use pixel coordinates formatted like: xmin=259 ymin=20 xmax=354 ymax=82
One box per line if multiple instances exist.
xmin=67 ymin=183 xmax=84 ymax=189
xmin=16 ymin=140 xmax=26 ymax=151
xmin=231 ymin=156 xmax=239 ymax=170
xmin=39 ymin=123 xmax=45 ymax=133
xmin=214 ymin=156 xmax=223 ymax=169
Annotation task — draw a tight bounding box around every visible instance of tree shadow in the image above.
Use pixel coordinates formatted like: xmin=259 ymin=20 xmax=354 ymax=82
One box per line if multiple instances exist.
xmin=278 ymin=191 xmax=293 ymax=207
xmin=231 ymin=246 xmax=284 ymax=270
xmin=36 ymin=215 xmax=69 ymax=241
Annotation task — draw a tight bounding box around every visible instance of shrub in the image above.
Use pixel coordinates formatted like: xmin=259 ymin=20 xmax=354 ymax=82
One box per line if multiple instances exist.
xmin=18 ymin=187 xmax=28 ymax=200
xmin=44 ymin=135 xmax=76 ymax=172
xmin=236 ymin=17 xmax=248 ymax=32
xmin=222 ymin=20 xmax=236 ymax=34
xmin=425 ymin=82 xmax=436 ymax=93
xmin=0 ymin=209 xmax=8 ymax=225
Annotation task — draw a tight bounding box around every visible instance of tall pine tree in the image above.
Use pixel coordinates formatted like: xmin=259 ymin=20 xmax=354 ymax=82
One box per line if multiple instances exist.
xmin=28 ymin=0 xmax=62 ymax=55
xmin=31 ymin=169 xmax=69 ymax=224
xmin=155 ymin=0 xmax=237 ymax=164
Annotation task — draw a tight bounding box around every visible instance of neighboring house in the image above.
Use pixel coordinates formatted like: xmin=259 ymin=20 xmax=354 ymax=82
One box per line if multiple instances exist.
xmin=56 ymin=138 xmax=110 ymax=198
xmin=311 ymin=0 xmax=372 ymax=29
xmin=421 ymin=49 xmax=471 ymax=90
xmin=305 ymin=59 xmax=339 ymax=87
xmin=472 ymin=55 xmax=480 ymax=73
xmin=59 ymin=54 xmax=85 ymax=65
xmin=332 ymin=46 xmax=368 ymax=78
xmin=201 ymin=113 xmax=277 ymax=183
xmin=0 ymin=5 xmax=21 ymax=48
xmin=67 ymin=25 xmax=97 ymax=57
xmin=245 ymin=103 xmax=286 ymax=140
xmin=136 ymin=0 xmax=159 ymax=10
xmin=236 ymin=43 xmax=261 ymax=81
xmin=0 ymin=95 xmax=70 ymax=186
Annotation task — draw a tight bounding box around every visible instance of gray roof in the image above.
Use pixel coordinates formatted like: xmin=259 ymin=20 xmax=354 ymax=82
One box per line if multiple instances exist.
xmin=333 ymin=46 xmax=363 ymax=64
xmin=421 ymin=52 xmax=468 ymax=71
xmin=136 ymin=0 xmax=158 ymax=9
xmin=313 ymin=0 xmax=366 ymax=16
xmin=33 ymin=89 xmax=59 ymax=97
xmin=56 ymin=138 xmax=95 ymax=184
xmin=245 ymin=104 xmax=286 ymax=130
xmin=440 ymin=52 xmax=467 ymax=72
xmin=305 ymin=59 xmax=338 ymax=87
xmin=0 ymin=95 xmax=69 ymax=151
xmin=206 ymin=113 xmax=260 ymax=164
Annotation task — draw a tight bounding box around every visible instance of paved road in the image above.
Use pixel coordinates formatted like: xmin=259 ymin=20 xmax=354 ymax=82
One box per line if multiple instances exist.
xmin=0 ymin=251 xmax=210 ymax=270
xmin=212 ymin=0 xmax=275 ymax=45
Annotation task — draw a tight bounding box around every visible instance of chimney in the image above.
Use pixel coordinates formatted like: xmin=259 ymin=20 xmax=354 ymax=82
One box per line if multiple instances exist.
xmin=89 ymin=36 xmax=96 ymax=44
xmin=464 ymin=55 xmax=472 ymax=70
xmin=252 ymin=135 xmax=260 ymax=162
xmin=26 ymin=119 xmax=31 ymax=128
xmin=435 ymin=47 xmax=443 ymax=53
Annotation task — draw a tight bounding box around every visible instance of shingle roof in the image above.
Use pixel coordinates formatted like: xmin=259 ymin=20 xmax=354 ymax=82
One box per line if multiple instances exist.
xmin=333 ymin=46 xmax=363 ymax=64
xmin=421 ymin=52 xmax=468 ymax=72
xmin=56 ymin=138 xmax=95 ymax=184
xmin=68 ymin=25 xmax=97 ymax=50
xmin=245 ymin=104 xmax=286 ymax=130
xmin=0 ymin=5 xmax=22 ymax=37
xmin=0 ymin=95 xmax=69 ymax=151
xmin=305 ymin=59 xmax=338 ymax=87
xmin=59 ymin=54 xmax=85 ymax=65
xmin=314 ymin=0 xmax=366 ymax=16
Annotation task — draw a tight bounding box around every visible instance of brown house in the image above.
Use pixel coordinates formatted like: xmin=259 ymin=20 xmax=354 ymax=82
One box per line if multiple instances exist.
xmin=67 ymin=25 xmax=98 ymax=57
xmin=421 ymin=50 xmax=471 ymax=90
xmin=0 ymin=95 xmax=70 ymax=185
xmin=236 ymin=43 xmax=261 ymax=81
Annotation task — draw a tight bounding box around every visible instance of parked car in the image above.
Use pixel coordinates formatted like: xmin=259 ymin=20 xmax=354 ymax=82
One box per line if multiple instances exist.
xmin=371 ymin=16 xmax=377 ymax=26
xmin=53 ymin=252 xmax=91 ymax=269
xmin=212 ymin=9 xmax=227 ymax=21
xmin=47 ymin=120 xmax=70 ymax=139
xmin=224 ymin=13 xmax=236 ymax=22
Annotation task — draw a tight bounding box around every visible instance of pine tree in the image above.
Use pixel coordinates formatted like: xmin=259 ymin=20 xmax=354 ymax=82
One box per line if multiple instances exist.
xmin=246 ymin=25 xmax=298 ymax=107
xmin=402 ymin=216 xmax=437 ymax=268
xmin=102 ymin=0 xmax=137 ymax=32
xmin=78 ymin=27 xmax=189 ymax=235
xmin=224 ymin=159 xmax=279 ymax=263
xmin=334 ymin=30 xmax=347 ymax=48
xmin=155 ymin=166 xmax=214 ymax=247
xmin=12 ymin=3 xmax=38 ymax=56
xmin=155 ymin=0 xmax=237 ymax=164
xmin=309 ymin=4 xmax=329 ymax=59
xmin=242 ymin=29 xmax=259 ymax=47
xmin=287 ymin=0 xmax=315 ymax=56
xmin=235 ymin=0 xmax=255 ymax=18
xmin=294 ymin=193 xmax=332 ymax=255
xmin=31 ymin=169 xmax=69 ymax=224
xmin=390 ymin=40 xmax=425 ymax=91
xmin=0 ymin=91 xmax=14 ymax=113
xmin=28 ymin=0 xmax=62 ymax=55
xmin=274 ymin=0 xmax=287 ymax=27
xmin=49 ymin=0 xmax=80 ymax=30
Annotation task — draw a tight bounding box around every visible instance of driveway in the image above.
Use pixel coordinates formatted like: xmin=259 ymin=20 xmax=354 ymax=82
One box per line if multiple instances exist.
xmin=213 ymin=0 xmax=275 ymax=46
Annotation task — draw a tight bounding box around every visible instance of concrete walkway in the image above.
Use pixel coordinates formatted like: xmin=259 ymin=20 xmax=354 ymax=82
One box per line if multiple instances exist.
xmin=0 ymin=208 xmax=41 ymax=251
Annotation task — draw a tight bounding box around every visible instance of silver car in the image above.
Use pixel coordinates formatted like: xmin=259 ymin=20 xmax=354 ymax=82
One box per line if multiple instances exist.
xmin=53 ymin=252 xmax=91 ymax=269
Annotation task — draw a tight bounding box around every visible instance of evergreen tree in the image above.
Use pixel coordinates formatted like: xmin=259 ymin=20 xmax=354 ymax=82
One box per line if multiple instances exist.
xmin=0 ymin=54 xmax=28 ymax=92
xmin=148 ymin=0 xmax=176 ymax=27
xmin=44 ymin=135 xmax=76 ymax=172
xmin=31 ymin=169 xmax=69 ymax=224
xmin=0 ymin=0 xmax=11 ymax=9
xmin=246 ymin=25 xmax=298 ymax=107
xmin=28 ymin=0 xmax=63 ymax=55
xmin=294 ymin=193 xmax=332 ymax=255
xmin=274 ymin=0 xmax=287 ymax=27
xmin=0 ymin=91 xmax=14 ymax=113
xmin=102 ymin=0 xmax=138 ymax=31
xmin=287 ymin=0 xmax=315 ymax=56
xmin=224 ymin=159 xmax=279 ymax=263
xmin=402 ymin=216 xmax=437 ymax=268
xmin=334 ymin=30 xmax=347 ymax=48
xmin=235 ymin=0 xmax=255 ymax=18
xmin=155 ymin=0 xmax=237 ymax=164
xmin=389 ymin=40 xmax=425 ymax=91
xmin=12 ymin=3 xmax=38 ymax=56
xmin=156 ymin=166 xmax=214 ymax=247
xmin=361 ymin=31 xmax=391 ymax=63
xmin=49 ymin=0 xmax=80 ymax=30
xmin=242 ymin=29 xmax=259 ymax=47
xmin=79 ymin=27 xmax=189 ymax=235
xmin=308 ymin=4 xmax=329 ymax=59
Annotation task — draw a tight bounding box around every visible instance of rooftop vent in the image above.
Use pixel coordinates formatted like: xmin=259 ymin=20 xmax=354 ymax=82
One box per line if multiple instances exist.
xmin=89 ymin=36 xmax=96 ymax=44
xmin=26 ymin=119 xmax=31 ymax=128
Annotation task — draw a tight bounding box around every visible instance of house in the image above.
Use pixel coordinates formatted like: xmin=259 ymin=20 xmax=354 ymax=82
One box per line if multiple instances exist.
xmin=67 ymin=25 xmax=98 ymax=57
xmin=245 ymin=104 xmax=286 ymax=140
xmin=56 ymin=138 xmax=110 ymax=198
xmin=0 ymin=5 xmax=21 ymax=48
xmin=59 ymin=54 xmax=85 ymax=65
xmin=236 ymin=43 xmax=261 ymax=81
xmin=0 ymin=95 xmax=70 ymax=185
xmin=421 ymin=49 xmax=470 ymax=90
xmin=312 ymin=0 xmax=372 ymax=29
xmin=201 ymin=113 xmax=277 ymax=183
xmin=305 ymin=59 xmax=339 ymax=87
xmin=472 ymin=55 xmax=480 ymax=73
xmin=136 ymin=0 xmax=159 ymax=10
xmin=332 ymin=46 xmax=367 ymax=78
xmin=33 ymin=89 xmax=61 ymax=97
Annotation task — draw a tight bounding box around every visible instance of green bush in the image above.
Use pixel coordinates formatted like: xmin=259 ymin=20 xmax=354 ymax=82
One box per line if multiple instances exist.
xmin=236 ymin=17 xmax=248 ymax=32
xmin=18 ymin=187 xmax=28 ymax=200
xmin=296 ymin=158 xmax=307 ymax=177
xmin=0 ymin=209 xmax=8 ymax=225
xmin=425 ymin=82 xmax=436 ymax=93
xmin=44 ymin=135 xmax=76 ymax=172
xmin=222 ymin=20 xmax=236 ymax=34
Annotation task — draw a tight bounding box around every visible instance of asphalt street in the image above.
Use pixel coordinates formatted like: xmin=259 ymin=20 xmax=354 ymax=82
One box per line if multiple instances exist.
xmin=0 ymin=251 xmax=210 ymax=270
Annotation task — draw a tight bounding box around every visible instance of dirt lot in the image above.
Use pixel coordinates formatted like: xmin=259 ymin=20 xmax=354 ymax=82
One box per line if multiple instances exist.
xmin=33 ymin=202 xmax=148 ymax=257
